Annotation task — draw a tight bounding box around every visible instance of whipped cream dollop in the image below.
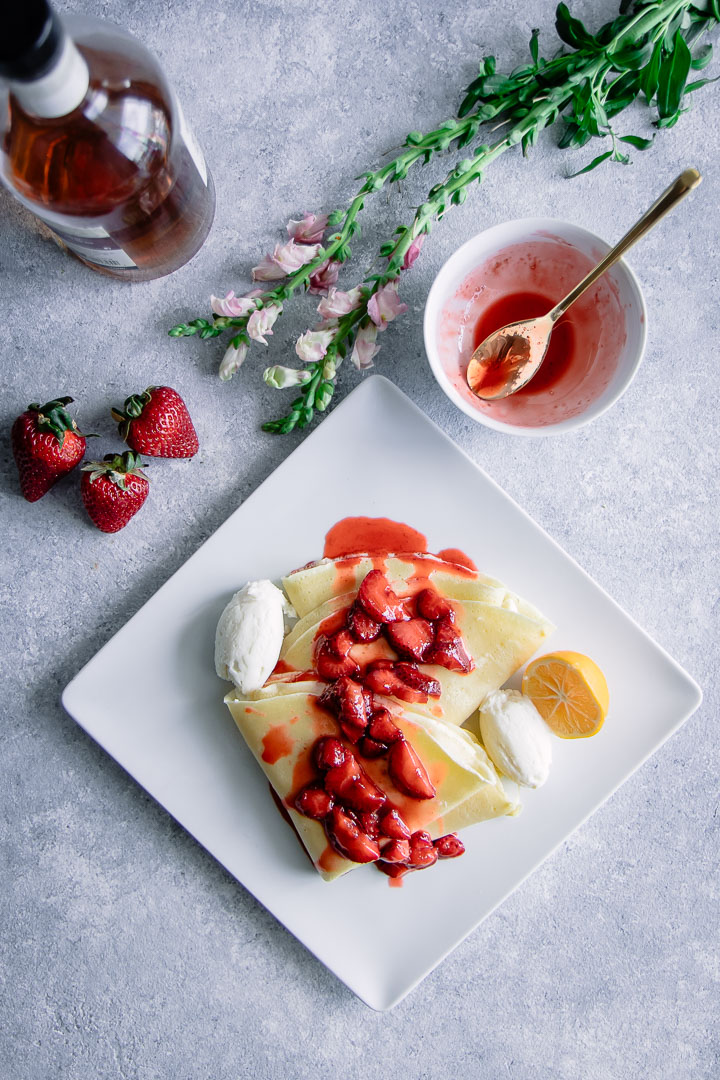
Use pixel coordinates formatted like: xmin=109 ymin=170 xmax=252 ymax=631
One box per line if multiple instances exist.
xmin=215 ymin=580 xmax=288 ymax=692
xmin=478 ymin=688 xmax=552 ymax=788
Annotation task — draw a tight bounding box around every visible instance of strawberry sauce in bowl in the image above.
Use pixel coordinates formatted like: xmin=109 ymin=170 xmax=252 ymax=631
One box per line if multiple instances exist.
xmin=424 ymin=218 xmax=647 ymax=435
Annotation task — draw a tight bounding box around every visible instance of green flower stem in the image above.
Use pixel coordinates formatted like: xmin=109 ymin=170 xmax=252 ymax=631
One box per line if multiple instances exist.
xmin=172 ymin=0 xmax=717 ymax=436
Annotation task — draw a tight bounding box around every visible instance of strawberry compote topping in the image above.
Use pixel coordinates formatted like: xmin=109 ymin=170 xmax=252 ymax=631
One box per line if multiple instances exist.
xmin=290 ymin=564 xmax=478 ymax=880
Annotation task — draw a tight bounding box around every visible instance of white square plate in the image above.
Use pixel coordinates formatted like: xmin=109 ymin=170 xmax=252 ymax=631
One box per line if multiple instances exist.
xmin=62 ymin=376 xmax=702 ymax=1010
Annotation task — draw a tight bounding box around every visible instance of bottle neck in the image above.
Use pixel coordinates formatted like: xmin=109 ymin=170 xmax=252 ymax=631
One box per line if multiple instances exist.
xmin=9 ymin=32 xmax=89 ymax=118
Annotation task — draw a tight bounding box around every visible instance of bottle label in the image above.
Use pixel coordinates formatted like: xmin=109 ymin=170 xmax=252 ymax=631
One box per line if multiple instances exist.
xmin=44 ymin=219 xmax=137 ymax=268
xmin=11 ymin=193 xmax=139 ymax=269
xmin=175 ymin=99 xmax=208 ymax=186
xmin=56 ymin=234 xmax=138 ymax=269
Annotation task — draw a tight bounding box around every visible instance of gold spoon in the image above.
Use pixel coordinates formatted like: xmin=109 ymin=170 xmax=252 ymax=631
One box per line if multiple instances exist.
xmin=466 ymin=168 xmax=702 ymax=401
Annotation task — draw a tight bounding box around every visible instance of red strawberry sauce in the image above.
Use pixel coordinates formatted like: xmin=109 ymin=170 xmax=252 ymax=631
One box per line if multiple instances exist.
xmin=437 ymin=236 xmax=626 ymax=428
xmin=322 ymin=516 xmax=477 ymax=581
xmin=261 ymin=724 xmax=294 ymax=764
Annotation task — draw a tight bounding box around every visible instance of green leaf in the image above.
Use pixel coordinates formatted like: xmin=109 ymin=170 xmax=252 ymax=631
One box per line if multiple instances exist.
xmin=685 ymin=74 xmax=720 ymax=92
xmin=405 ymin=131 xmax=423 ymax=145
xmin=567 ymin=149 xmax=613 ymax=177
xmin=555 ymin=3 xmax=596 ymax=49
xmin=690 ymin=43 xmax=713 ymax=70
xmin=640 ymin=38 xmax=664 ymax=102
xmin=618 ymin=134 xmax=655 ymax=150
xmin=611 ymin=39 xmax=655 ymax=71
xmin=530 ymin=28 xmax=540 ymax=66
xmin=657 ymin=30 xmax=692 ymax=118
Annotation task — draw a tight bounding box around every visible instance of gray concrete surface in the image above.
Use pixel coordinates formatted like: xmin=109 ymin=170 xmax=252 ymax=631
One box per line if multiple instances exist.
xmin=1 ymin=0 xmax=718 ymax=1076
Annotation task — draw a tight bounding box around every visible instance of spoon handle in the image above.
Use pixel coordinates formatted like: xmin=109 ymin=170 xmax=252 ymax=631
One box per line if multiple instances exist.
xmin=548 ymin=167 xmax=702 ymax=323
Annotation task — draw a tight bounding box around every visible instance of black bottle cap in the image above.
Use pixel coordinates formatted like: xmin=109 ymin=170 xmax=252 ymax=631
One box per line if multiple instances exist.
xmin=0 ymin=0 xmax=64 ymax=82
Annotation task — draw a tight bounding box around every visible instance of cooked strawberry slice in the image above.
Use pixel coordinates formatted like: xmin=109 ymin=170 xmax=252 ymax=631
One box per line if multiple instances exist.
xmin=416 ymin=588 xmax=455 ymax=622
xmin=342 ymin=774 xmax=386 ymax=813
xmin=316 ymin=640 xmax=360 ymax=680
xmin=379 ymin=808 xmax=411 ymax=840
xmin=393 ymin=663 xmax=441 ymax=698
xmin=313 ymin=737 xmax=347 ymax=771
xmin=335 ymin=676 xmax=369 ymax=731
xmin=363 ymin=661 xmax=429 ymax=705
xmin=367 ymin=708 xmax=403 ymax=744
xmin=358 ymin=736 xmax=388 ymax=758
xmin=434 ymin=834 xmax=465 ymax=859
xmin=347 ymin=604 xmax=382 ymax=643
xmin=294 ymin=785 xmax=333 ymax=820
xmin=357 ymin=570 xmax=408 ymax=624
xmin=324 ymin=756 xmax=361 ymax=797
xmin=359 ymin=812 xmax=380 ymax=839
xmin=328 ymin=628 xmax=354 ymax=658
xmin=324 ymin=754 xmax=385 ymax=812
xmin=388 ymin=740 xmax=436 ymax=800
xmin=376 ymin=861 xmax=409 ymax=879
xmin=427 ymin=617 xmax=474 ymax=673
xmin=380 ymin=838 xmax=411 ymax=864
xmin=325 ymin=807 xmax=380 ymax=863
xmin=386 ymin=617 xmax=435 ymax=661
xmin=409 ymin=830 xmax=438 ymax=868
xmin=317 ymin=683 xmax=341 ymax=716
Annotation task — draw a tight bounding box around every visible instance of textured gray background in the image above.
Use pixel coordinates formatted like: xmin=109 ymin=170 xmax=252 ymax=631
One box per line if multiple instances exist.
xmin=1 ymin=0 xmax=718 ymax=1076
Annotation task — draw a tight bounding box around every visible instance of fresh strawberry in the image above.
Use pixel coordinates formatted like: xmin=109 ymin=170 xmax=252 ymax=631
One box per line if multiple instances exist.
xmin=347 ymin=603 xmax=382 ymax=642
xmin=294 ymin=786 xmax=333 ymax=820
xmin=388 ymin=740 xmax=436 ymax=800
xmin=356 ymin=570 xmax=408 ymax=624
xmin=11 ymin=397 xmax=90 ymax=502
xmin=315 ymin=639 xmax=360 ymax=680
xmin=80 ymin=452 xmax=149 ymax=533
xmin=379 ymin=808 xmax=411 ymax=840
xmin=325 ymin=807 xmax=380 ymax=863
xmin=386 ymin=617 xmax=435 ymax=661
xmin=428 ymin=617 xmax=474 ymax=673
xmin=112 ymin=385 xmax=198 ymax=458
xmin=367 ymin=708 xmax=403 ymax=745
xmin=416 ymin=588 xmax=455 ymax=622
xmin=434 ymin=834 xmax=465 ymax=859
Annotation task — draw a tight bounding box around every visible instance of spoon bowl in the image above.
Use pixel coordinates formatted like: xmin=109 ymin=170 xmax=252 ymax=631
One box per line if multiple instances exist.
xmin=466 ymin=314 xmax=553 ymax=399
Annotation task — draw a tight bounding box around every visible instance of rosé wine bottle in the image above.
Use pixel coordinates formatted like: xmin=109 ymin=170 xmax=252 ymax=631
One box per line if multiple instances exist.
xmin=0 ymin=0 xmax=215 ymax=281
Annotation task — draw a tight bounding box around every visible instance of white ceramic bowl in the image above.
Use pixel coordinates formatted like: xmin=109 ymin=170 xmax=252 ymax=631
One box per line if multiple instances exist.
xmin=423 ymin=217 xmax=647 ymax=436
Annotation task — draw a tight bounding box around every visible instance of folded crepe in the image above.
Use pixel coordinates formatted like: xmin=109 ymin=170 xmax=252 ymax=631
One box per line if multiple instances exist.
xmin=225 ymin=679 xmax=518 ymax=881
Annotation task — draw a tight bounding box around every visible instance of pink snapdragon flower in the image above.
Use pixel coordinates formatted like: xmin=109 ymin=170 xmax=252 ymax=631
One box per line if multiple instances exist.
xmin=295 ymin=327 xmax=336 ymax=363
xmin=350 ymin=322 xmax=380 ymax=370
xmin=316 ymin=286 xmax=364 ymax=320
xmin=219 ymin=339 xmax=249 ymax=381
xmin=264 ymin=365 xmax=312 ymax=389
xmin=210 ymin=290 xmax=258 ymax=318
xmin=252 ymin=240 xmax=322 ymax=281
xmin=308 ymin=259 xmax=340 ymax=295
xmin=368 ymin=281 xmax=408 ymax=329
xmin=287 ymin=211 xmax=329 ymax=245
xmin=403 ymin=233 xmax=425 ymax=269
xmin=247 ymin=303 xmax=282 ymax=345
